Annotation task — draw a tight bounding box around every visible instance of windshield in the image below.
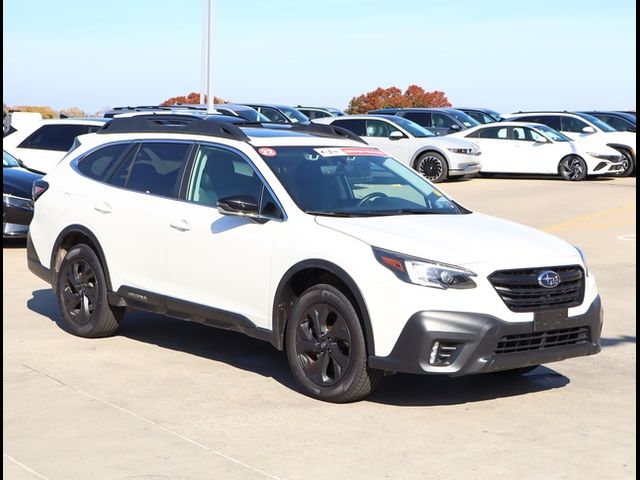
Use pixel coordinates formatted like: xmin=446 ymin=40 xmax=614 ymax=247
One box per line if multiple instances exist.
xmin=575 ymin=113 xmax=616 ymax=132
xmin=448 ymin=110 xmax=481 ymax=128
xmin=389 ymin=116 xmax=435 ymax=137
xmin=279 ymin=107 xmax=310 ymax=124
xmin=534 ymin=124 xmax=571 ymax=142
xmin=3 ymin=150 xmax=20 ymax=167
xmin=259 ymin=146 xmax=462 ymax=216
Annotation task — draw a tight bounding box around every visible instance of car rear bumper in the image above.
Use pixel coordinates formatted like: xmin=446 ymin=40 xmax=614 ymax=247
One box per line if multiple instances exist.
xmin=368 ymin=296 xmax=602 ymax=375
xmin=27 ymin=232 xmax=52 ymax=284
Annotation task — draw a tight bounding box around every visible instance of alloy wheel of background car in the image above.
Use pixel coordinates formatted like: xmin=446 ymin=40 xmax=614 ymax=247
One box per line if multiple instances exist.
xmin=615 ymin=150 xmax=634 ymax=177
xmin=417 ymin=152 xmax=448 ymax=183
xmin=559 ymin=156 xmax=587 ymax=181
xmin=56 ymin=244 xmax=123 ymax=337
xmin=285 ymin=284 xmax=383 ymax=402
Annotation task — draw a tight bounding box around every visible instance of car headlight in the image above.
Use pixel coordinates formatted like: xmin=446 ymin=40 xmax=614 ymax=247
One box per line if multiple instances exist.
xmin=574 ymin=245 xmax=589 ymax=277
xmin=447 ymin=147 xmax=476 ymax=155
xmin=373 ymin=247 xmax=477 ymax=289
xmin=3 ymin=193 xmax=33 ymax=210
xmin=587 ymin=152 xmax=620 ymax=160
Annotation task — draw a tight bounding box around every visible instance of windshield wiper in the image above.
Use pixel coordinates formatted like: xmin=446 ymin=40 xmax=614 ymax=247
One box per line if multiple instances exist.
xmin=305 ymin=210 xmax=355 ymax=217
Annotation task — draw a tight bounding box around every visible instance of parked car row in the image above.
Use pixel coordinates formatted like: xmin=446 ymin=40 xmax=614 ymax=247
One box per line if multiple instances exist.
xmin=3 ymin=105 xmax=633 ymax=185
xmin=25 ymin=114 xmax=603 ymax=402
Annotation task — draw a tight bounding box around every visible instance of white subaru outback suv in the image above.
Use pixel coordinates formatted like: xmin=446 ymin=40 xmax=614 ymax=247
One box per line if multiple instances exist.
xmin=28 ymin=115 xmax=602 ymax=402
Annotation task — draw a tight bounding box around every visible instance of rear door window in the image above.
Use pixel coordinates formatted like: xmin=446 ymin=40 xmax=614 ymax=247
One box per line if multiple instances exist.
xmin=331 ymin=119 xmax=367 ymax=136
xmin=403 ymin=112 xmax=432 ymax=127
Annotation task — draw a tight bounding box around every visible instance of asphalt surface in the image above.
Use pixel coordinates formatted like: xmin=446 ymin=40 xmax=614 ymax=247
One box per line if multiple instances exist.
xmin=3 ymin=175 xmax=636 ymax=480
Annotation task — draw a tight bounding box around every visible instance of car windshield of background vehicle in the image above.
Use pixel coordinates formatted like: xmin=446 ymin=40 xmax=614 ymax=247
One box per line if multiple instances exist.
xmin=280 ymin=107 xmax=310 ymax=124
xmin=259 ymin=146 xmax=462 ymax=216
xmin=575 ymin=113 xmax=616 ymax=132
xmin=3 ymin=150 xmax=20 ymax=167
xmin=535 ymin=124 xmax=570 ymax=142
xmin=448 ymin=110 xmax=481 ymax=127
xmin=390 ymin=116 xmax=436 ymax=137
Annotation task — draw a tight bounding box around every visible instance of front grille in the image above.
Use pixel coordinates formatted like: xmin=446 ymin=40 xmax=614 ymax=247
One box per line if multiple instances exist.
xmin=494 ymin=326 xmax=590 ymax=355
xmin=489 ymin=265 xmax=584 ymax=312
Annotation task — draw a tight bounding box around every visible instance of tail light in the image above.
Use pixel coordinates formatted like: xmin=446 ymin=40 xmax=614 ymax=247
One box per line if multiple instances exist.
xmin=32 ymin=180 xmax=49 ymax=202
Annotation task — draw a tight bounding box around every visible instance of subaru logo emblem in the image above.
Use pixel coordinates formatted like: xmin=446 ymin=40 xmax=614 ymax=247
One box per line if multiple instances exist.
xmin=538 ymin=270 xmax=561 ymax=288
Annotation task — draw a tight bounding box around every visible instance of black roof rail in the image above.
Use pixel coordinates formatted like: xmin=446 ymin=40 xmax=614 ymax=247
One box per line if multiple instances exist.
xmin=289 ymin=123 xmax=367 ymax=144
xmin=97 ymin=114 xmax=250 ymax=142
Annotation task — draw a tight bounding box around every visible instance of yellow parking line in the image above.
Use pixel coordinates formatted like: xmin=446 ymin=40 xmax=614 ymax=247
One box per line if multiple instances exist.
xmin=543 ymin=202 xmax=636 ymax=233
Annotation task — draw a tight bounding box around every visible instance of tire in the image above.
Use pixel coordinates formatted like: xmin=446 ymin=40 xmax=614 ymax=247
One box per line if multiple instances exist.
xmin=415 ymin=152 xmax=449 ymax=183
xmin=615 ymin=149 xmax=634 ymax=177
xmin=558 ymin=156 xmax=587 ymax=181
xmin=492 ymin=365 xmax=540 ymax=376
xmin=56 ymin=244 xmax=123 ymax=337
xmin=285 ymin=284 xmax=383 ymax=402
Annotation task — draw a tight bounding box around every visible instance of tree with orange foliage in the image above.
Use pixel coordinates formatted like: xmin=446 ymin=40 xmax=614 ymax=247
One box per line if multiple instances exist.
xmin=160 ymin=92 xmax=227 ymax=106
xmin=346 ymin=85 xmax=451 ymax=114
xmin=403 ymin=85 xmax=450 ymax=108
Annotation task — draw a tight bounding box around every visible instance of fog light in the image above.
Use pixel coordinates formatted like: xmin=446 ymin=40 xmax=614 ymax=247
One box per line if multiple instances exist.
xmin=429 ymin=341 xmax=440 ymax=364
xmin=429 ymin=341 xmax=461 ymax=366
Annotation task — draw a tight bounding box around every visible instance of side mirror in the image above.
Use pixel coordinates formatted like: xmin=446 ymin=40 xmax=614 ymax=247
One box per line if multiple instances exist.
xmin=389 ymin=131 xmax=405 ymax=140
xmin=449 ymin=124 xmax=461 ymax=131
xmin=582 ymin=126 xmax=596 ymax=134
xmin=217 ymin=195 xmax=268 ymax=223
xmin=534 ymin=137 xmax=548 ymax=144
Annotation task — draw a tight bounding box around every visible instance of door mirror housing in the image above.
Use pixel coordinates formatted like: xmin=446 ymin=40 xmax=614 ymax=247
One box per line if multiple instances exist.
xmin=389 ymin=131 xmax=405 ymax=140
xmin=534 ymin=136 xmax=548 ymax=144
xmin=449 ymin=124 xmax=462 ymax=131
xmin=581 ymin=126 xmax=596 ymax=134
xmin=217 ymin=195 xmax=269 ymax=223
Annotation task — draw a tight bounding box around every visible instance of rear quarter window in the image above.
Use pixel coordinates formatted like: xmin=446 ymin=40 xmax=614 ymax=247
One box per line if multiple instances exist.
xmin=76 ymin=144 xmax=129 ymax=180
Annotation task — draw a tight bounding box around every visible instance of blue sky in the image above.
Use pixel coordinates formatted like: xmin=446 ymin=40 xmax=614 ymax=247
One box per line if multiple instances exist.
xmin=3 ymin=0 xmax=636 ymax=114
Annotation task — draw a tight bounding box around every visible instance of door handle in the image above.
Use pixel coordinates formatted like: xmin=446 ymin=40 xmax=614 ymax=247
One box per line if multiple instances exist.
xmin=170 ymin=219 xmax=191 ymax=232
xmin=94 ymin=202 xmax=112 ymax=214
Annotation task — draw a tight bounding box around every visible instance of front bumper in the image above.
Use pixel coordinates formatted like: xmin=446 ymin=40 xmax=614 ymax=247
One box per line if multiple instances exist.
xmin=3 ymin=201 xmax=34 ymax=238
xmin=368 ymin=296 xmax=602 ymax=375
xmin=449 ymin=161 xmax=482 ymax=176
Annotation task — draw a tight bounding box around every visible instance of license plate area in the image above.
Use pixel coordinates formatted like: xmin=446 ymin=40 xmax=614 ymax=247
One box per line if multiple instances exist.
xmin=533 ymin=309 xmax=568 ymax=332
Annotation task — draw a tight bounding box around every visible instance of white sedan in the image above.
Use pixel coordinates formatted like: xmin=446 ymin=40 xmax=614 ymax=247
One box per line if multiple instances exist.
xmin=450 ymin=122 xmax=623 ymax=181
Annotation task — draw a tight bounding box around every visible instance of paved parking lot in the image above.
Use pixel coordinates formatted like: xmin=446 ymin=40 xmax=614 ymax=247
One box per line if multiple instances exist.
xmin=3 ymin=176 xmax=636 ymax=480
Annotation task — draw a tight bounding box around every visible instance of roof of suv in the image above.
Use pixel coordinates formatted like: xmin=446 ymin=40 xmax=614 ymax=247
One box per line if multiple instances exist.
xmin=86 ymin=115 xmax=367 ymax=148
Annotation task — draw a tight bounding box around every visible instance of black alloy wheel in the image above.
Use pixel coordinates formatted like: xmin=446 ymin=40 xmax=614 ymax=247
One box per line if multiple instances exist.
xmin=60 ymin=258 xmax=98 ymax=324
xmin=56 ymin=244 xmax=123 ymax=337
xmin=295 ymin=303 xmax=352 ymax=386
xmin=417 ymin=152 xmax=448 ymax=183
xmin=285 ymin=284 xmax=383 ymax=402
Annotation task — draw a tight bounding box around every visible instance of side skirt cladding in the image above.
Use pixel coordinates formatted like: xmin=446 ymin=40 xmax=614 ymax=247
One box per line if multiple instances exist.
xmin=116 ymin=286 xmax=274 ymax=343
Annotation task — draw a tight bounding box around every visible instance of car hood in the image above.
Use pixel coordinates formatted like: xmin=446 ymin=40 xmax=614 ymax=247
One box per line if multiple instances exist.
xmin=3 ymin=167 xmax=42 ymax=198
xmin=315 ymin=212 xmax=579 ymax=267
